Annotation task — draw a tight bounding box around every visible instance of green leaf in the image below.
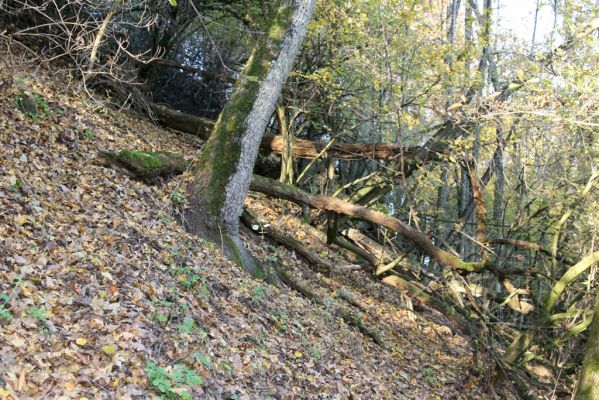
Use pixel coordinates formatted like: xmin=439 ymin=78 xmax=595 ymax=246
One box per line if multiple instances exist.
xmin=508 ymin=82 xmax=522 ymax=91
xmin=185 ymin=372 xmax=202 ymax=386
xmin=180 ymin=392 xmax=192 ymax=400
xmin=194 ymin=352 xmax=213 ymax=370
xmin=168 ymin=0 xmax=177 ymax=6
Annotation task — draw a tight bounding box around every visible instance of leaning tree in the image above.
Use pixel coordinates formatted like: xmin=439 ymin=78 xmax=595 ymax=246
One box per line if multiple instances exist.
xmin=185 ymin=0 xmax=317 ymax=275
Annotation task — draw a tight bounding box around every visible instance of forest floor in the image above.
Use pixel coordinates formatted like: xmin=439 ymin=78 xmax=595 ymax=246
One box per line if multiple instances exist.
xmin=0 ymin=57 xmax=488 ymax=399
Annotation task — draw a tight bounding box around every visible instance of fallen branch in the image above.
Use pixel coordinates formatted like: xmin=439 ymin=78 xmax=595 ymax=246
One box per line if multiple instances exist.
xmin=241 ymin=208 xmax=359 ymax=272
xmin=250 ymin=175 xmax=487 ymax=272
xmin=490 ymin=238 xmax=574 ymax=266
xmin=269 ymin=262 xmax=384 ymax=347
xmin=152 ymin=104 xmax=440 ymax=161
xmin=97 ymin=149 xmax=189 ymax=181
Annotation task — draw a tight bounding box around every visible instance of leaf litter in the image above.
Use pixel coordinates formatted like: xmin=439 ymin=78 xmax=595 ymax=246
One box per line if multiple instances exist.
xmin=0 ymin=54 xmax=487 ymax=399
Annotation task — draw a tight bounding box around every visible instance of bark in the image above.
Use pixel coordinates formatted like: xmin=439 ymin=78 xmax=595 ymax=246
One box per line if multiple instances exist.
xmin=276 ymin=104 xmax=294 ymax=183
xmin=87 ymin=0 xmax=123 ymax=75
xmin=330 ymin=234 xmax=380 ymax=266
xmin=464 ymin=160 xmax=489 ymax=261
xmin=341 ymin=228 xmax=411 ymax=275
xmin=436 ymin=166 xmax=450 ymax=237
xmin=268 ymin=136 xmax=440 ymax=161
xmin=458 ymin=165 xmax=471 ymax=258
xmin=543 ymin=252 xmax=599 ymax=319
xmin=152 ymin=104 xmax=215 ymax=139
xmin=492 ymin=126 xmax=505 ymax=235
xmin=250 ymin=175 xmax=487 ymax=272
xmin=185 ymin=0 xmax=316 ymax=275
xmin=576 ymin=289 xmax=599 ymax=400
xmin=447 ymin=126 xmax=514 ymax=246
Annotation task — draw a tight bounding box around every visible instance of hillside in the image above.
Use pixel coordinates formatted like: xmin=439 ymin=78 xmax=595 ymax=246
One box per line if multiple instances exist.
xmin=0 ymin=56 xmax=488 ymax=399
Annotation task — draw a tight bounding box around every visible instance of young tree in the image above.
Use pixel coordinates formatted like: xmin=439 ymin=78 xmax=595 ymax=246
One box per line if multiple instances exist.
xmin=185 ymin=0 xmax=316 ymax=275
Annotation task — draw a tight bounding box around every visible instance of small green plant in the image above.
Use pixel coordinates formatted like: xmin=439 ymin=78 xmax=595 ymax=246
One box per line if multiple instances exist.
xmin=193 ymin=352 xmax=213 ymax=370
xmin=251 ymin=284 xmax=268 ymax=303
xmin=26 ymin=306 xmax=48 ymax=322
xmin=83 ymin=129 xmax=96 ymax=140
xmin=308 ymin=346 xmax=321 ymax=360
xmin=273 ymin=309 xmax=289 ymax=332
xmin=177 ymin=317 xmax=208 ymax=340
xmin=178 ymin=317 xmax=196 ymax=334
xmin=9 ymin=178 xmax=22 ymax=192
xmin=422 ymin=367 xmax=437 ymax=384
xmin=161 ymin=215 xmax=174 ymax=225
xmin=90 ymin=102 xmax=108 ymax=114
xmin=26 ymin=306 xmax=49 ymax=334
xmin=0 ymin=293 xmax=13 ymax=322
xmin=152 ymin=298 xmax=180 ymax=325
xmin=170 ymin=190 xmax=186 ymax=206
xmin=34 ymin=94 xmax=50 ymax=114
xmin=146 ymin=361 xmax=202 ymax=400
xmin=220 ymin=361 xmax=233 ymax=376
xmin=256 ymin=330 xmax=267 ymax=349
xmin=152 ymin=312 xmax=169 ymax=324
xmin=170 ymin=264 xmax=209 ymax=298
xmin=15 ymin=93 xmax=51 ymax=119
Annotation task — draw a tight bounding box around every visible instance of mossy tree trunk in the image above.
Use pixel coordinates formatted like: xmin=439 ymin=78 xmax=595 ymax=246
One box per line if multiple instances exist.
xmin=185 ymin=0 xmax=316 ymax=275
xmin=576 ymin=285 xmax=599 ymax=400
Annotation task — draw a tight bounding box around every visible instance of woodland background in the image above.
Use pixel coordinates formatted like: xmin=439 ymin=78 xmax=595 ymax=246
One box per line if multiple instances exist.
xmin=0 ymin=0 xmax=598 ymax=399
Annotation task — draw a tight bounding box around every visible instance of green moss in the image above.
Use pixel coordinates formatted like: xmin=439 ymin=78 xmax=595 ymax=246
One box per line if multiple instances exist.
xmin=119 ymin=150 xmax=163 ymax=169
xmin=268 ymin=3 xmax=293 ymax=41
xmin=100 ymin=150 xmax=187 ymax=180
xmin=226 ymin=234 xmax=244 ymax=266
xmin=196 ymin=46 xmax=268 ymax=215
xmin=446 ymin=255 xmax=487 ymax=272
xmin=192 ymin=0 xmax=295 ymax=217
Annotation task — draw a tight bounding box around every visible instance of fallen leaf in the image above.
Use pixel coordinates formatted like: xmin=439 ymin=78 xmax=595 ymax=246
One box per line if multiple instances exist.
xmin=101 ymin=344 xmax=116 ymax=356
xmin=10 ymin=337 xmax=26 ymax=348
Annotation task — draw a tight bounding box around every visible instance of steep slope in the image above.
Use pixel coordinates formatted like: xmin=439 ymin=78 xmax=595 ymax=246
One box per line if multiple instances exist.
xmin=0 ymin=57 xmax=485 ymax=399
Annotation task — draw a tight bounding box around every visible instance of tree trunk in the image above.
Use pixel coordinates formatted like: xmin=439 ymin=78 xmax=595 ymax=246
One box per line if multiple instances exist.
xmin=576 ymin=287 xmax=599 ymax=400
xmin=277 ymin=104 xmax=294 ymax=183
xmin=185 ymin=0 xmax=316 ymax=275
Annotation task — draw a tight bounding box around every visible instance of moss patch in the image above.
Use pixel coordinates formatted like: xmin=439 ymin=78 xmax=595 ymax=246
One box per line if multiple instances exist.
xmin=99 ymin=150 xmax=188 ymax=181
xmin=119 ymin=150 xmax=164 ymax=169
